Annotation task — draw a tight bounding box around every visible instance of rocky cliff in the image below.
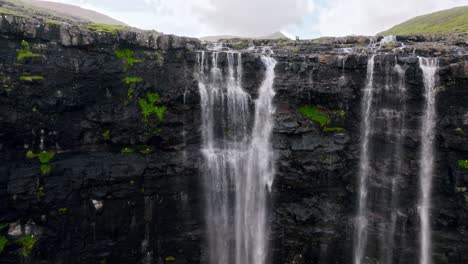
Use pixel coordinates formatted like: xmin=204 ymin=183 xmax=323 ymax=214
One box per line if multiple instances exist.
xmin=0 ymin=2 xmax=467 ymax=264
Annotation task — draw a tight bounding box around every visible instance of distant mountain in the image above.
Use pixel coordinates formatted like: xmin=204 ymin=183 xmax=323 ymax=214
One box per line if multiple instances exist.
xmin=200 ymin=31 xmax=289 ymax=42
xmin=380 ymin=6 xmax=468 ymax=35
xmin=26 ymin=0 xmax=126 ymax=25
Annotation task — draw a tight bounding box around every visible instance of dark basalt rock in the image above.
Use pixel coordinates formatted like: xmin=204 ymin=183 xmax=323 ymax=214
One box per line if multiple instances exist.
xmin=0 ymin=2 xmax=467 ymax=264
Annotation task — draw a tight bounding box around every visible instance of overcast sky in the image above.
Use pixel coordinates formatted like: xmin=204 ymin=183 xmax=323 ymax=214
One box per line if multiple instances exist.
xmin=35 ymin=0 xmax=468 ymax=38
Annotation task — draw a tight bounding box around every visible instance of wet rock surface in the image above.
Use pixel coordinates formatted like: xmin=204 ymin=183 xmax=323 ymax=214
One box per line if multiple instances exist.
xmin=0 ymin=2 xmax=467 ymax=264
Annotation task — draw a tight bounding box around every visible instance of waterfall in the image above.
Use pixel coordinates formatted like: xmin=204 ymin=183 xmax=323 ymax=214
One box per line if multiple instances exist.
xmin=417 ymin=57 xmax=438 ymax=264
xmin=354 ymin=55 xmax=408 ymax=264
xmin=197 ymin=48 xmax=277 ymax=264
xmin=354 ymin=54 xmax=376 ymax=264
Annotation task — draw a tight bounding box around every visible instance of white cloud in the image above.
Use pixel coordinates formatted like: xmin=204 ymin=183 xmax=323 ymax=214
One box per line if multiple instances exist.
xmin=32 ymin=0 xmax=468 ymax=38
xmin=314 ymin=0 xmax=468 ymax=36
xmin=33 ymin=0 xmax=313 ymax=37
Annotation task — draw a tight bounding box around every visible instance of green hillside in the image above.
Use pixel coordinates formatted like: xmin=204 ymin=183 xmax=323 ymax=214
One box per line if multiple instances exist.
xmin=380 ymin=6 xmax=468 ymax=35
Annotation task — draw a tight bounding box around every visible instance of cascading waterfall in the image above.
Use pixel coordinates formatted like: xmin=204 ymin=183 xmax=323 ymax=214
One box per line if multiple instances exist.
xmin=196 ymin=47 xmax=277 ymax=264
xmin=354 ymin=55 xmax=408 ymax=264
xmin=417 ymin=57 xmax=438 ymax=264
xmin=354 ymin=54 xmax=376 ymax=264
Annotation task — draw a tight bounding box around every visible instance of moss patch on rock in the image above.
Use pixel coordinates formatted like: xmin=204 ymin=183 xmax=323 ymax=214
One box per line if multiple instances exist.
xmin=19 ymin=75 xmax=44 ymax=82
xmin=17 ymin=40 xmax=41 ymax=61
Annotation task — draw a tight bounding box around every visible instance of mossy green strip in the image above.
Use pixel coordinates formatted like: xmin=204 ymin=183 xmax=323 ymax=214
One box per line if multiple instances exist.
xmin=0 ymin=236 xmax=8 ymax=254
xmin=124 ymin=77 xmax=143 ymax=84
xmin=458 ymin=160 xmax=468 ymax=169
xmin=120 ymin=147 xmax=135 ymax=154
xmin=19 ymin=75 xmax=44 ymax=82
xmin=298 ymin=106 xmax=330 ymax=126
xmin=323 ymin=127 xmax=346 ymax=132
xmin=102 ymin=130 xmax=110 ymax=141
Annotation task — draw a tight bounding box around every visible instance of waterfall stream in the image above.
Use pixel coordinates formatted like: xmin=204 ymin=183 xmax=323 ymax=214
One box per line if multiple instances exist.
xmin=197 ymin=48 xmax=277 ymax=264
xmin=417 ymin=57 xmax=438 ymax=264
xmin=354 ymin=54 xmax=376 ymax=264
xmin=354 ymin=55 xmax=409 ymax=264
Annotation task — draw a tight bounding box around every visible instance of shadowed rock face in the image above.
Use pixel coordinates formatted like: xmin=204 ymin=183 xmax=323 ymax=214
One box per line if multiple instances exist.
xmin=0 ymin=3 xmax=467 ymax=264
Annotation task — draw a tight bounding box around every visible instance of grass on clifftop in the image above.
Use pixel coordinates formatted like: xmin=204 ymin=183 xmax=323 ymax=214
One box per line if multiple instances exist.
xmin=380 ymin=6 xmax=468 ymax=35
xmin=88 ymin=23 xmax=127 ymax=34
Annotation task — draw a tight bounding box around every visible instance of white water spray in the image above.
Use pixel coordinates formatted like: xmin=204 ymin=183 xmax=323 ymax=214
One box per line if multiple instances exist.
xmin=354 ymin=54 xmax=376 ymax=264
xmin=418 ymin=57 xmax=438 ymax=264
xmin=197 ymin=48 xmax=277 ymax=264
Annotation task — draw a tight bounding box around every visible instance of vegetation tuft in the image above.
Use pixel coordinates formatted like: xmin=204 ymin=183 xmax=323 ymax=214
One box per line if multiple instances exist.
xmin=458 ymin=160 xmax=468 ymax=169
xmin=139 ymin=92 xmax=167 ymax=123
xmin=298 ymin=106 xmax=330 ymax=126
xmin=115 ymin=49 xmax=142 ymax=71
xmin=15 ymin=235 xmax=37 ymax=257
xmin=124 ymin=77 xmax=143 ymax=84
xmin=26 ymin=150 xmax=55 ymax=175
xmin=17 ymin=40 xmax=41 ymax=61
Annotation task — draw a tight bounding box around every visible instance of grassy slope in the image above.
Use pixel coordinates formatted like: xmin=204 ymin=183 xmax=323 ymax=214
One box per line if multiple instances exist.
xmin=380 ymin=6 xmax=468 ymax=35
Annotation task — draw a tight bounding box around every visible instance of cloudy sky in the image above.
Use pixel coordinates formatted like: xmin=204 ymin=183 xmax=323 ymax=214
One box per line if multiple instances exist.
xmin=35 ymin=0 xmax=468 ymax=38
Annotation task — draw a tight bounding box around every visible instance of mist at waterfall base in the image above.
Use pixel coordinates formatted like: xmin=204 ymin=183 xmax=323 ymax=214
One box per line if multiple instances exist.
xmin=196 ymin=48 xmax=277 ymax=264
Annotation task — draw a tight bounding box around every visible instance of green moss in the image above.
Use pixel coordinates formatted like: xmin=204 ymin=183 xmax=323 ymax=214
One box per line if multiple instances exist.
xmin=298 ymin=106 xmax=330 ymax=126
xmin=0 ymin=223 xmax=8 ymax=231
xmin=115 ymin=49 xmax=142 ymax=71
xmin=58 ymin=208 xmax=68 ymax=214
xmin=19 ymin=75 xmax=44 ymax=82
xmin=87 ymin=23 xmax=127 ymax=34
xmin=15 ymin=235 xmax=37 ymax=257
xmin=0 ymin=236 xmax=8 ymax=254
xmin=45 ymin=20 xmax=62 ymax=26
xmin=335 ymin=110 xmax=346 ymax=118
xmin=124 ymin=77 xmax=143 ymax=84
xmin=40 ymin=164 xmax=52 ymax=176
xmin=165 ymin=256 xmax=176 ymax=262
xmin=102 ymin=130 xmax=111 ymax=141
xmin=323 ymin=127 xmax=346 ymax=132
xmin=26 ymin=150 xmax=36 ymax=159
xmin=120 ymin=147 xmax=135 ymax=154
xmin=139 ymin=92 xmax=167 ymax=123
xmin=17 ymin=40 xmax=41 ymax=61
xmin=26 ymin=151 xmax=55 ymax=175
xmin=127 ymin=87 xmax=135 ymax=101
xmin=36 ymin=187 xmax=44 ymax=199
xmin=0 ymin=7 xmax=22 ymax=16
xmin=139 ymin=147 xmax=153 ymax=155
xmin=380 ymin=6 xmax=468 ymax=35
xmin=458 ymin=160 xmax=468 ymax=169
xmin=37 ymin=151 xmax=55 ymax=164
xmin=154 ymin=51 xmax=164 ymax=66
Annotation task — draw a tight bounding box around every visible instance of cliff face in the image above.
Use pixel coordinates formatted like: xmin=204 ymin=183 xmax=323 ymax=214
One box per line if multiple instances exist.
xmin=0 ymin=4 xmax=467 ymax=264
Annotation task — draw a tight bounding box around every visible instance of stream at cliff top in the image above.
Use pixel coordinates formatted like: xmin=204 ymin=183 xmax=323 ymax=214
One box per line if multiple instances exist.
xmin=196 ymin=47 xmax=277 ymax=264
